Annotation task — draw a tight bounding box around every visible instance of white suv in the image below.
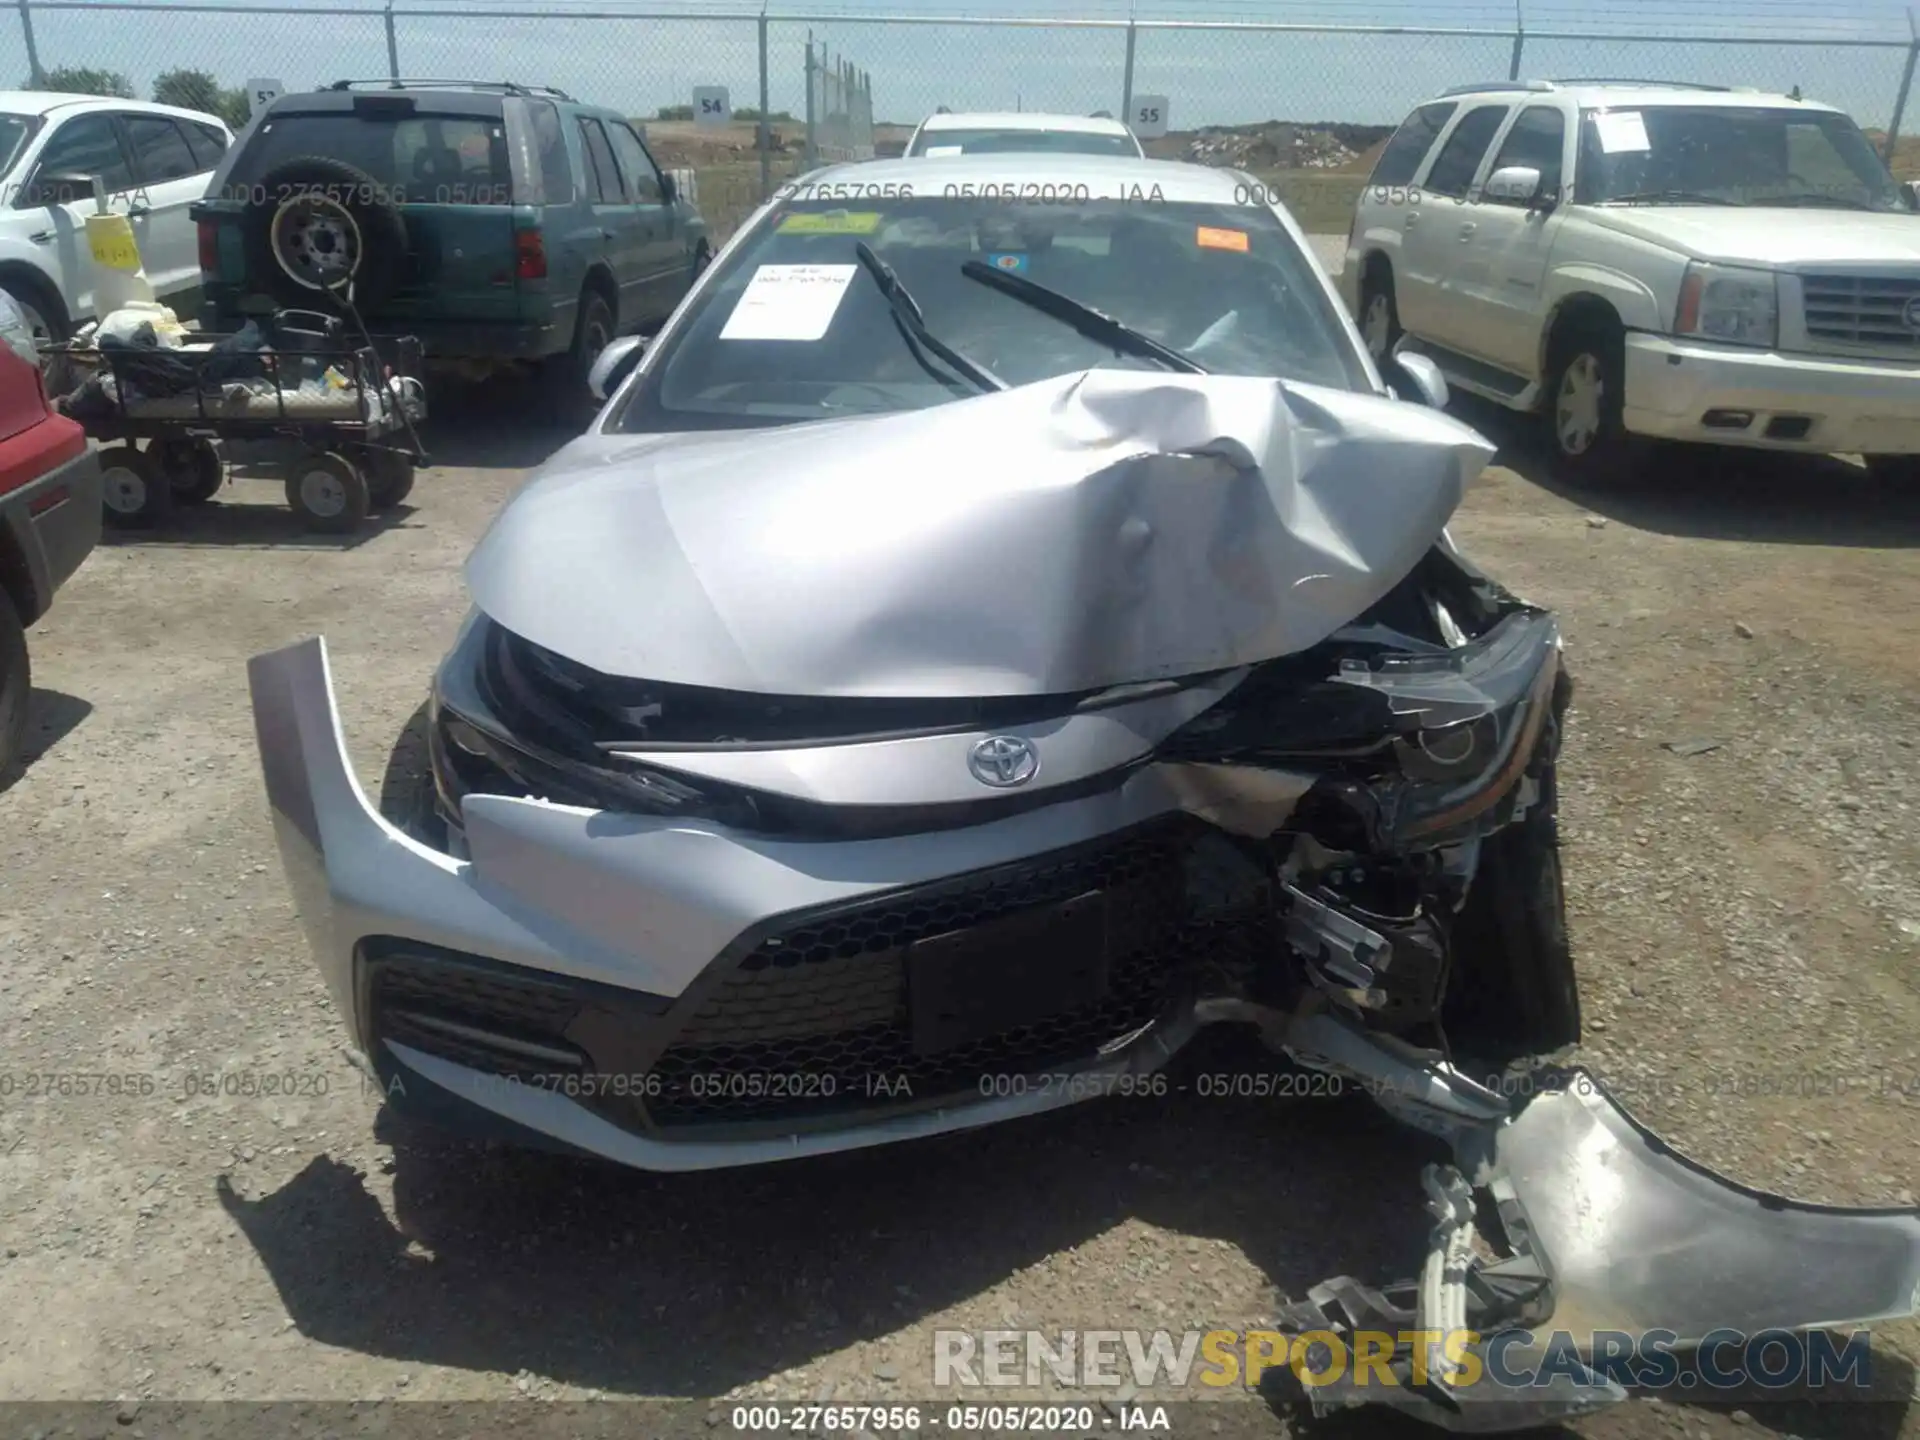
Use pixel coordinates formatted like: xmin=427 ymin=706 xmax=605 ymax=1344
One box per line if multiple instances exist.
xmin=0 ymin=92 xmax=234 ymax=348
xmin=1342 ymin=80 xmax=1920 ymax=483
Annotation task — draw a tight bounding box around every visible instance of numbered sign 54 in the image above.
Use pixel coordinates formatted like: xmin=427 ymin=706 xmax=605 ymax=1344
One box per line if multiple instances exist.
xmin=1131 ymin=94 xmax=1169 ymax=140
xmin=693 ymin=86 xmax=731 ymax=128
xmin=245 ymin=77 xmax=283 ymax=120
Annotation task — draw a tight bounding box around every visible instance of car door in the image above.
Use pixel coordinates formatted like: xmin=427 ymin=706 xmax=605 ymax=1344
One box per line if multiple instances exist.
xmin=1346 ymin=99 xmax=1456 ymax=327
xmin=575 ymin=116 xmax=647 ymax=328
xmin=1398 ymin=102 xmax=1510 ymax=346
xmin=1448 ymin=103 xmax=1572 ymax=376
xmin=117 ymin=112 xmax=223 ymax=303
xmin=11 ymin=112 xmax=141 ymax=323
xmin=604 ymin=119 xmax=685 ymax=325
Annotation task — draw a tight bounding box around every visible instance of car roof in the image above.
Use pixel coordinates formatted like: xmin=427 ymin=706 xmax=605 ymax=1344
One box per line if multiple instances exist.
xmin=0 ymin=91 xmax=230 ymax=125
xmin=795 ymin=152 xmax=1247 ymax=202
xmin=1437 ymin=79 xmax=1844 ymax=113
xmin=917 ymin=111 xmax=1134 ymax=136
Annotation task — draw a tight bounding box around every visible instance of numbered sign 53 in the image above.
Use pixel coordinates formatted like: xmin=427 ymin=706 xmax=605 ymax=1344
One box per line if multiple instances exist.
xmin=245 ymin=77 xmax=284 ymax=120
xmin=1131 ymin=94 xmax=1169 ymax=140
xmin=693 ymin=86 xmax=731 ymax=128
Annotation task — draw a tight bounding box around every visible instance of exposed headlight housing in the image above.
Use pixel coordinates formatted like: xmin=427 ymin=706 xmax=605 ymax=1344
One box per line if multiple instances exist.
xmin=1674 ymin=262 xmax=1777 ymax=348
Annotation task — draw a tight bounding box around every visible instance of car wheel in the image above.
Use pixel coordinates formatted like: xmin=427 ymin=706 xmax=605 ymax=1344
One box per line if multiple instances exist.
xmin=361 ymin=450 xmax=417 ymax=510
xmin=1359 ymin=268 xmax=1401 ymax=363
xmin=284 ymin=452 xmax=370 ymax=533
xmin=2 ymin=276 xmax=74 ymax=397
xmin=379 ymin=700 xmax=448 ymax=850
xmin=1442 ymin=766 xmax=1581 ymax=1068
xmin=0 ymin=584 xmax=29 ymax=785
xmin=1864 ymin=455 xmax=1920 ymax=483
xmin=546 ymin=289 xmax=615 ymax=429
xmin=245 ymin=156 xmax=409 ymax=311
xmin=153 ymin=438 xmax=224 ymax=505
xmin=98 ymin=443 xmax=171 ymax=529
xmin=1547 ymin=325 xmax=1631 ymax=484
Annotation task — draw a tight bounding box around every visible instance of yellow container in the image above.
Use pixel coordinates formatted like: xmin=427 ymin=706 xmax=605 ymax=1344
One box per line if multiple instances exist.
xmin=86 ymin=212 xmax=143 ymax=272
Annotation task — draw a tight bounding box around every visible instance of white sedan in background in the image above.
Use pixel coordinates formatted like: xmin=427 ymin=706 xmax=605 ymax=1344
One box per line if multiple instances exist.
xmin=904 ymin=110 xmax=1146 ymax=158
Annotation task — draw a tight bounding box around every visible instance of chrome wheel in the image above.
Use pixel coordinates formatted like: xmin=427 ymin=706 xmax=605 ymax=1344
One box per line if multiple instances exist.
xmin=1363 ymin=292 xmax=1393 ymax=359
xmin=298 ymin=467 xmax=349 ymax=518
xmin=1555 ymin=353 xmax=1604 ymax=457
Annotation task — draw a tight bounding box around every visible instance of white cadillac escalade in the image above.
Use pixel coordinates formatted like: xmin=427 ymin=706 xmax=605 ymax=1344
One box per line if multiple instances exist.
xmin=1341 ymin=79 xmax=1920 ymax=484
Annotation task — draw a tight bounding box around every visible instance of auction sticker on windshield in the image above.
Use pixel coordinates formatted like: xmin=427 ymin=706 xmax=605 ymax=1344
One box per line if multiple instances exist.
xmin=778 ymin=211 xmax=884 ymax=234
xmin=1593 ymin=110 xmax=1651 ymax=153
xmin=1196 ymin=225 xmax=1249 ymax=252
xmin=720 ymin=264 xmax=859 ymax=341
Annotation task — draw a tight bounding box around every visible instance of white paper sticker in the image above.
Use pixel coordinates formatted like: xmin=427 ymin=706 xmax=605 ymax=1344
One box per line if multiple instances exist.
xmin=1593 ymin=110 xmax=1650 ymax=154
xmin=923 ymin=144 xmax=964 ymax=157
xmin=720 ymin=264 xmax=858 ymax=341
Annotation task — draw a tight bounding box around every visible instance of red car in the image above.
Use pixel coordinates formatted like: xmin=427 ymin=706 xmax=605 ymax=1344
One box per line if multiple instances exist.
xmin=0 ymin=293 xmax=101 ymax=780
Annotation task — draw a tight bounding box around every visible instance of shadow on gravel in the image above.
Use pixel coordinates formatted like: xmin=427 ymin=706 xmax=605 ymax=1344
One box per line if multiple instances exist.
xmin=98 ymin=495 xmax=417 ymax=551
xmin=417 ymin=373 xmax=584 ymax=472
xmin=0 ymin=687 xmax=91 ymax=793
xmin=213 ymin=1055 xmax=1431 ymax=1399
xmin=1452 ymin=396 xmax=1920 ymax=551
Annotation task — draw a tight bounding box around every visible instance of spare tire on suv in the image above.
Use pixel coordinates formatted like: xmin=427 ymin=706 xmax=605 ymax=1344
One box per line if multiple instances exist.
xmin=244 ymin=156 xmax=409 ymax=310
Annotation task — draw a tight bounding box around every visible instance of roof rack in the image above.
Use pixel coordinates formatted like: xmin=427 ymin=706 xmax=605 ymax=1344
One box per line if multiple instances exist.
xmin=326 ymin=79 xmax=577 ymax=100
xmin=1439 ymin=80 xmax=1557 ymax=97
xmin=1545 ymin=78 xmax=1735 ymax=91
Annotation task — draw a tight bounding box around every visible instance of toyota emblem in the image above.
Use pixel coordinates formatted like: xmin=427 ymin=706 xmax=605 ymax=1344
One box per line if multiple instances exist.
xmin=968 ymin=735 xmax=1039 ymax=788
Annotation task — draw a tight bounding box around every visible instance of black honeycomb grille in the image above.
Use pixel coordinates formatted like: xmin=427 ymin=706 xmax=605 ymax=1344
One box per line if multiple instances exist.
xmin=646 ymin=819 xmax=1218 ymax=1126
xmin=371 ymin=953 xmax=589 ymax=1082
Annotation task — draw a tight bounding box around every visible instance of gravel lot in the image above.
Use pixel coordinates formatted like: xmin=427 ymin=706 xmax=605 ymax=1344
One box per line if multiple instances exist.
xmin=2 ymin=315 xmax=1918 ymax=1438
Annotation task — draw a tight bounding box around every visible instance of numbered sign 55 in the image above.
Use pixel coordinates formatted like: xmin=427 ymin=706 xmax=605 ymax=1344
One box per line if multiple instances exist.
xmin=1131 ymin=94 xmax=1169 ymax=140
xmin=693 ymin=86 xmax=731 ymax=128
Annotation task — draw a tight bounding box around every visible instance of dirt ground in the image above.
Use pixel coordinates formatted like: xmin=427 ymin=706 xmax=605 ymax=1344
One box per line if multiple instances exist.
xmin=1 ymin=300 xmax=1918 ymax=1438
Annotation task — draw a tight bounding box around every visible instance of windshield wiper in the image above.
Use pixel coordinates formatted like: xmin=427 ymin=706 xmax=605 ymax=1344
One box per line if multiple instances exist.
xmin=851 ymin=242 xmax=1005 ymax=395
xmin=1600 ymin=190 xmax=1741 ymax=207
xmin=1766 ymin=193 xmax=1880 ymax=210
xmin=960 ymin=260 xmax=1207 ymax=374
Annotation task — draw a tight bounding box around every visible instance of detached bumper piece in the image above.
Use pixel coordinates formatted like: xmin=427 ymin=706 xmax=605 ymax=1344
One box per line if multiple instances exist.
xmin=1264 ymin=1028 xmax=1920 ymax=1433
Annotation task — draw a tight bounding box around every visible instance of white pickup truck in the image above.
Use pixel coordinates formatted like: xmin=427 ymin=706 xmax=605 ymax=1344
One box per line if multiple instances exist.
xmin=1341 ymin=80 xmax=1920 ymax=484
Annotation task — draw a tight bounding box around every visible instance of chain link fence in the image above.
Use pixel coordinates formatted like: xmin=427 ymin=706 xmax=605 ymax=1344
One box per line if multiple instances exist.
xmin=7 ymin=2 xmax=1920 ymax=242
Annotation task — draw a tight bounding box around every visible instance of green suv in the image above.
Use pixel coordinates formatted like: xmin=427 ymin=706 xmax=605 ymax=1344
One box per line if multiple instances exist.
xmin=191 ymin=80 xmax=710 ymax=414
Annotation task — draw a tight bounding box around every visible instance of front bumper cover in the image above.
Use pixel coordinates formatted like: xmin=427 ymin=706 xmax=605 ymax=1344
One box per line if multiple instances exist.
xmin=250 ymin=636 xmax=1920 ymax=1432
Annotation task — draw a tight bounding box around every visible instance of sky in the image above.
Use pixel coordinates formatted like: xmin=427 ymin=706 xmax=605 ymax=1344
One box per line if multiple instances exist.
xmin=6 ymin=0 xmax=1919 ymax=133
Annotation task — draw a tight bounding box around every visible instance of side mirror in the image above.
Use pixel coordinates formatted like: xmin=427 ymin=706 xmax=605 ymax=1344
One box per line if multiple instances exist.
xmin=1386 ymin=349 xmax=1449 ymax=410
xmin=26 ymin=169 xmax=100 ymax=207
xmin=588 ymin=334 xmax=647 ymax=403
xmin=659 ymin=171 xmax=677 ymax=204
xmin=1901 ymin=179 xmax=1920 ymax=212
xmin=1484 ymin=164 xmax=1544 ymax=206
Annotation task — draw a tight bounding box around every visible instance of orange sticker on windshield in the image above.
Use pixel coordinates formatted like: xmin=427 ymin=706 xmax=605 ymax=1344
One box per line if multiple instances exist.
xmin=1196 ymin=226 xmax=1249 ymax=252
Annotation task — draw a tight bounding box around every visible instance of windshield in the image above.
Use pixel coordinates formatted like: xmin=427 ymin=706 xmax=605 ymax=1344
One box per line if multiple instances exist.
xmin=1575 ymin=105 xmax=1903 ymax=211
xmin=0 ymin=113 xmax=37 ymax=177
xmin=910 ymin=129 xmax=1140 ymax=157
xmin=615 ymin=189 xmax=1367 ymax=433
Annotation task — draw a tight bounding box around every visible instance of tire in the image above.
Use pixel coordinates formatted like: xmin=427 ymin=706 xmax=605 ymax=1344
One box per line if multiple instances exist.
xmin=0 ymin=585 xmax=28 ymax=785
xmin=545 ymin=288 xmax=615 ymax=429
xmin=1 ymin=273 xmax=75 ymax=398
xmin=1545 ymin=322 xmax=1632 ymax=485
xmin=379 ymin=700 xmax=448 ymax=850
xmin=1443 ymin=762 xmax=1582 ymax=1067
xmin=1358 ymin=266 xmax=1401 ymax=364
xmin=361 ymin=450 xmax=417 ymax=510
xmin=284 ymin=452 xmax=370 ymax=533
xmin=152 ymin=437 xmax=224 ymax=505
xmin=98 ymin=443 xmax=171 ymax=529
xmin=243 ymin=156 xmax=408 ymax=311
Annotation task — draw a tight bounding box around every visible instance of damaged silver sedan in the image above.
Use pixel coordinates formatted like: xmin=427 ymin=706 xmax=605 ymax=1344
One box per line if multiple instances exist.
xmin=247 ymin=155 xmax=1920 ymax=1431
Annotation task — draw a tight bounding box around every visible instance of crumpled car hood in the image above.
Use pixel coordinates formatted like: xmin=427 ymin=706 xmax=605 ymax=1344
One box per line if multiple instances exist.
xmin=466 ymin=369 xmax=1497 ymax=698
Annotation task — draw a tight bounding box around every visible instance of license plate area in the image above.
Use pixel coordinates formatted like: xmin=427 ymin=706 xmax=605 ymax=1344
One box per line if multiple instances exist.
xmin=907 ymin=889 xmax=1113 ymax=1057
